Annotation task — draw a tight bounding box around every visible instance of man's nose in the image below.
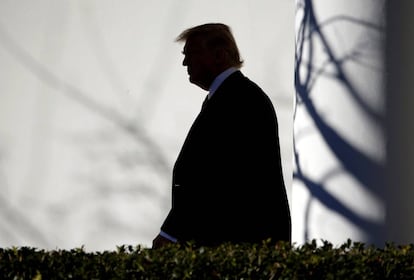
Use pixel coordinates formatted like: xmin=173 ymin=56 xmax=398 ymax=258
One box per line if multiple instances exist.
xmin=182 ymin=56 xmax=187 ymax=66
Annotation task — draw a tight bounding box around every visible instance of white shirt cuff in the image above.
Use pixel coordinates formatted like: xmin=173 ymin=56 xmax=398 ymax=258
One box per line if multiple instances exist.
xmin=159 ymin=230 xmax=178 ymax=243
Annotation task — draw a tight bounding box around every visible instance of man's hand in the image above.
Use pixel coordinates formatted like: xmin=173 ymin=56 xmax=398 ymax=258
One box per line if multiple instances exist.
xmin=152 ymin=234 xmax=174 ymax=249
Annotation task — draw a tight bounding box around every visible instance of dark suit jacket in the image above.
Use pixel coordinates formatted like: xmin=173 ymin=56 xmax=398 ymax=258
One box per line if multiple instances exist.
xmin=161 ymin=71 xmax=291 ymax=246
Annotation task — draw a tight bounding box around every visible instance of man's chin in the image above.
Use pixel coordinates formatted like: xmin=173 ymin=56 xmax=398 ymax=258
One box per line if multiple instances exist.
xmin=188 ymin=76 xmax=209 ymax=91
xmin=188 ymin=76 xmax=198 ymax=86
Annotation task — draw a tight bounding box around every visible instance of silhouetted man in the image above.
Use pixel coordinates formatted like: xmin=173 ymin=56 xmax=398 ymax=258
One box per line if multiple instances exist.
xmin=153 ymin=23 xmax=291 ymax=248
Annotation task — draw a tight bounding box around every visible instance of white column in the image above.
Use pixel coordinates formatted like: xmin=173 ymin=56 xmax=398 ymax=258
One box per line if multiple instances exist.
xmin=293 ymin=0 xmax=386 ymax=245
xmin=385 ymin=1 xmax=414 ymax=244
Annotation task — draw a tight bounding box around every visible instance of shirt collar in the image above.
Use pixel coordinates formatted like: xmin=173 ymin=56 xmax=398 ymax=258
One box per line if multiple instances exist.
xmin=208 ymin=67 xmax=238 ymax=99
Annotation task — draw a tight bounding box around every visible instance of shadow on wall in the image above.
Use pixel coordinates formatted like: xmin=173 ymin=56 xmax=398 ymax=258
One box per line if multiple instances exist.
xmin=294 ymin=0 xmax=385 ymax=245
xmin=0 ymin=22 xmax=171 ymax=248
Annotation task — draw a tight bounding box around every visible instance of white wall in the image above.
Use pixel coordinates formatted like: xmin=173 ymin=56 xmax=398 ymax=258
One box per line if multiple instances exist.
xmin=0 ymin=0 xmax=294 ymax=250
xmin=293 ymin=0 xmax=386 ymax=245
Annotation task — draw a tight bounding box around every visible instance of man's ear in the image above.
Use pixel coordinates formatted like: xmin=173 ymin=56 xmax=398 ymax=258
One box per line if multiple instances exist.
xmin=214 ymin=48 xmax=226 ymax=65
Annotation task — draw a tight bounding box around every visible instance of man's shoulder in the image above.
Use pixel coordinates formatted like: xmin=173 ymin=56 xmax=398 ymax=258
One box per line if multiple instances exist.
xmin=238 ymin=75 xmax=274 ymax=106
xmin=221 ymin=71 xmax=267 ymax=97
xmin=213 ymin=71 xmax=276 ymax=112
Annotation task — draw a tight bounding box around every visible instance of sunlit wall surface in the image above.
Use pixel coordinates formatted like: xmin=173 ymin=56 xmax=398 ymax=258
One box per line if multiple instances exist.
xmin=0 ymin=1 xmax=294 ymax=250
xmin=293 ymin=0 xmax=386 ymax=245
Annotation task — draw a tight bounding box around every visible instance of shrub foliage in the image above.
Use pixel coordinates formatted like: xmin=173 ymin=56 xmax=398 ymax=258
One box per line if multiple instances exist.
xmin=1 ymin=240 xmax=414 ymax=279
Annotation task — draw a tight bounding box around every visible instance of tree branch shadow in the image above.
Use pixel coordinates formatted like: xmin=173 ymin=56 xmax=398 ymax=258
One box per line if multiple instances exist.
xmin=294 ymin=0 xmax=385 ymax=244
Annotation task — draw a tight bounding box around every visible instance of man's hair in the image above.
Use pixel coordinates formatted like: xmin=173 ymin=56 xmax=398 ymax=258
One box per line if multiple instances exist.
xmin=176 ymin=23 xmax=244 ymax=68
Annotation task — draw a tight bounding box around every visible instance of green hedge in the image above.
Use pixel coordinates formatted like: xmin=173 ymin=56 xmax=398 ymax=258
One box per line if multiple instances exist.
xmin=1 ymin=240 xmax=414 ymax=279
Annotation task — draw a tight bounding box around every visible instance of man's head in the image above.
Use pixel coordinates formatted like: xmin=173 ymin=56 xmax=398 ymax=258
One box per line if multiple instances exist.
xmin=176 ymin=23 xmax=243 ymax=90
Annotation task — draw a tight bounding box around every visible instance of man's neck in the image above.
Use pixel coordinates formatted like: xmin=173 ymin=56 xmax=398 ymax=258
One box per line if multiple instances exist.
xmin=208 ymin=67 xmax=239 ymax=99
